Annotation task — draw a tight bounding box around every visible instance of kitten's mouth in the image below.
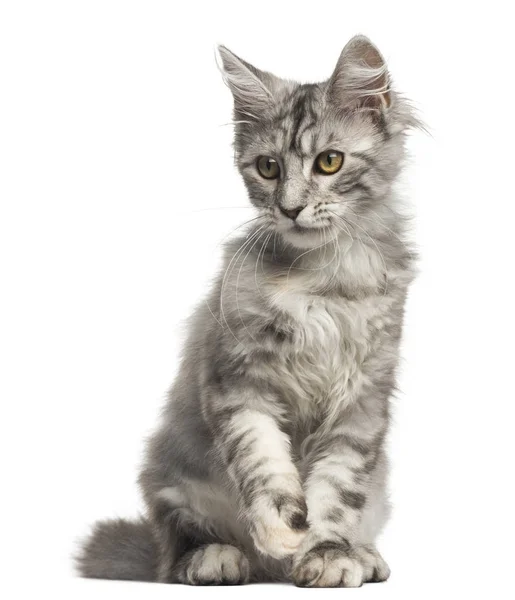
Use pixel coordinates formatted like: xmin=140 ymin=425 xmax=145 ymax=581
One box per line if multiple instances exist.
xmin=291 ymin=221 xmax=331 ymax=234
xmin=279 ymin=221 xmax=336 ymax=249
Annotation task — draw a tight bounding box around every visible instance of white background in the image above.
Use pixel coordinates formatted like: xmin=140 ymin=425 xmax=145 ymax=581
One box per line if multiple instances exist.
xmin=1 ymin=1 xmax=514 ymax=598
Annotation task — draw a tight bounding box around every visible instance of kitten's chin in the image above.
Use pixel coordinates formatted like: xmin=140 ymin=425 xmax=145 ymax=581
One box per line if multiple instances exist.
xmin=280 ymin=226 xmax=335 ymax=249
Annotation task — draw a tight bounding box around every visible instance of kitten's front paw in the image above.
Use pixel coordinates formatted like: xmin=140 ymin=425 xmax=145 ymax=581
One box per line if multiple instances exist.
xmin=354 ymin=545 xmax=391 ymax=583
xmin=292 ymin=541 xmax=390 ymax=588
xmin=249 ymin=492 xmax=308 ymax=559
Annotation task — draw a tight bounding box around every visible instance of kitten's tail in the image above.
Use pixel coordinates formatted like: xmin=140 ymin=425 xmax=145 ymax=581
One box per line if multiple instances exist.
xmin=76 ymin=518 xmax=158 ymax=582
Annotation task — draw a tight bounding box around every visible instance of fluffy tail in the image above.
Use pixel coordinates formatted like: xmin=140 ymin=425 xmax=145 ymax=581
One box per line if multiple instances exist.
xmin=76 ymin=518 xmax=158 ymax=582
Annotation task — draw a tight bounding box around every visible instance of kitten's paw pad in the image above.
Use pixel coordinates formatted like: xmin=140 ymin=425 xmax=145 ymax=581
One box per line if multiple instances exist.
xmin=292 ymin=542 xmax=365 ymax=588
xmin=180 ymin=544 xmax=250 ymax=586
xmin=251 ymin=494 xmax=308 ymax=559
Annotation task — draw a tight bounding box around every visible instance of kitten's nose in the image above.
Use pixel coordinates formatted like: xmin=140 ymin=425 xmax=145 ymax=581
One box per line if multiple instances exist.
xmin=279 ymin=206 xmax=304 ymax=221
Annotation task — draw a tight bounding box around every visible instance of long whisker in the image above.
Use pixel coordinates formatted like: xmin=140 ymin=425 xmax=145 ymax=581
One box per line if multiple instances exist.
xmin=328 ymin=210 xmax=369 ymax=267
xmin=325 ymin=230 xmax=342 ymax=292
xmin=257 ymin=230 xmax=272 ymax=279
xmin=256 ymin=230 xmax=274 ymax=297
xmin=318 ymin=227 xmax=341 ymax=295
xmin=345 ymin=206 xmax=416 ymax=262
xmin=183 ymin=206 xmax=254 ymax=214
xmin=219 ymin=120 xmax=253 ymax=127
xmin=325 ymin=209 xmax=353 ymax=239
xmin=221 ymin=224 xmax=267 ymax=305
xmin=216 ymin=215 xmax=267 ymax=247
xmin=219 ymin=225 xmax=268 ymax=344
xmin=285 ymin=233 xmax=337 ymax=281
xmin=336 ymin=213 xmax=389 ymax=295
xmin=203 ymin=215 xmax=268 ymax=327
xmin=234 ymin=227 xmax=271 ymax=343
xmin=344 ymin=206 xmax=398 ymax=239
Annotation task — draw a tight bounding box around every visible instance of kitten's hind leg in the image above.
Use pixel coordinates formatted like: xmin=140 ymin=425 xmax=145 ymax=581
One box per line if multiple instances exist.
xmin=174 ymin=544 xmax=250 ymax=585
xmin=150 ymin=498 xmax=218 ymax=583
xmin=150 ymin=498 xmax=251 ymax=585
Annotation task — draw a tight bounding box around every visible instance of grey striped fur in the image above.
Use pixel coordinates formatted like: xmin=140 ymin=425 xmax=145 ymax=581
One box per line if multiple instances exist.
xmin=77 ymin=35 xmax=418 ymax=587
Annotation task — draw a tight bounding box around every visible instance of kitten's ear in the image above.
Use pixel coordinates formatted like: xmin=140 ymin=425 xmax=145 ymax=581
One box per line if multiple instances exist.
xmin=327 ymin=35 xmax=391 ymax=110
xmin=217 ymin=46 xmax=279 ymax=120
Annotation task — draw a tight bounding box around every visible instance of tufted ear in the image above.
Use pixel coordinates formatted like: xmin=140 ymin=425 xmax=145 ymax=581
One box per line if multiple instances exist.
xmin=217 ymin=46 xmax=281 ymax=121
xmin=327 ymin=35 xmax=391 ymax=111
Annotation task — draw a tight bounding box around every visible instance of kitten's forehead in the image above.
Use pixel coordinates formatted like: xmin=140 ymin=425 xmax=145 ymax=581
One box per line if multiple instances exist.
xmin=241 ymin=82 xmax=377 ymax=161
xmin=274 ymin=84 xmax=323 ymax=157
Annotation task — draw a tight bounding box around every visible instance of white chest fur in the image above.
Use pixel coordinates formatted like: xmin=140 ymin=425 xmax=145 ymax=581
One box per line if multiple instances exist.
xmin=268 ymin=285 xmax=394 ymax=422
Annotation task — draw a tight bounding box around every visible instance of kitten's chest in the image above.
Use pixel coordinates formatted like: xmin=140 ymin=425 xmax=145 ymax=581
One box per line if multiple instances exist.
xmin=270 ymin=289 xmax=392 ymax=420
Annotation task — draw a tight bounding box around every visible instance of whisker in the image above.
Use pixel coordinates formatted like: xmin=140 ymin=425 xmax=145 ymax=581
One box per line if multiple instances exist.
xmin=259 ymin=230 xmax=274 ymax=280
xmin=234 ymin=227 xmax=271 ymax=343
xmin=219 ymin=120 xmax=253 ymax=127
xmin=183 ymin=206 xmax=254 ymax=214
xmin=325 ymin=231 xmax=342 ymax=292
xmin=219 ymin=224 xmax=268 ymax=345
xmin=338 ymin=213 xmax=390 ymax=295
xmin=216 ymin=215 xmax=267 ymax=247
xmin=344 ymin=206 xmax=400 ymax=240
xmin=345 ymin=206 xmax=416 ymax=262
xmin=327 ymin=211 xmax=354 ymax=240
xmin=203 ymin=215 xmax=269 ymax=326
xmin=285 ymin=233 xmax=337 ymax=280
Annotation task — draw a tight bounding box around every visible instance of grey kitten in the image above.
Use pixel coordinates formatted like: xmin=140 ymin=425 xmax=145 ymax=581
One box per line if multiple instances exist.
xmin=77 ymin=35 xmax=418 ymax=587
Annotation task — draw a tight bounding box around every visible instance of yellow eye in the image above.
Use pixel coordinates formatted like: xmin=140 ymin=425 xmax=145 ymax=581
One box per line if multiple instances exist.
xmin=315 ymin=150 xmax=344 ymax=175
xmin=257 ymin=156 xmax=280 ymax=180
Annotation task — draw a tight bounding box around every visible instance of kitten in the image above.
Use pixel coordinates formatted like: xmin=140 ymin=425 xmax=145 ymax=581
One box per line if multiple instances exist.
xmin=77 ymin=35 xmax=418 ymax=587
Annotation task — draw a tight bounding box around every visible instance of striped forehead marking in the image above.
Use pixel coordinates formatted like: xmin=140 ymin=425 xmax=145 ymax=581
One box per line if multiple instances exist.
xmin=277 ymin=84 xmax=321 ymax=158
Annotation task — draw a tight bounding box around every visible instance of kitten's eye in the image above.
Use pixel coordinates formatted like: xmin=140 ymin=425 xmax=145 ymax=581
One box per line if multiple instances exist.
xmin=315 ymin=150 xmax=344 ymax=175
xmin=257 ymin=156 xmax=280 ymax=180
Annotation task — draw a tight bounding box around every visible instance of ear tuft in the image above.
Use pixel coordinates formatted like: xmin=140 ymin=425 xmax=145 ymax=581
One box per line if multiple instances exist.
xmin=217 ymin=45 xmax=278 ymax=121
xmin=328 ymin=35 xmax=391 ymax=110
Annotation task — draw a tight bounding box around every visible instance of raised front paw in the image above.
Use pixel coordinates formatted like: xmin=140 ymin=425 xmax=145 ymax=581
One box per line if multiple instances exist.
xmin=249 ymin=491 xmax=308 ymax=559
xmin=292 ymin=541 xmax=390 ymax=588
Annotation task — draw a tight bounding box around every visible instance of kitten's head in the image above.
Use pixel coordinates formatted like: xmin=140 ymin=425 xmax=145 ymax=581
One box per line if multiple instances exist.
xmin=219 ymin=36 xmax=418 ymax=249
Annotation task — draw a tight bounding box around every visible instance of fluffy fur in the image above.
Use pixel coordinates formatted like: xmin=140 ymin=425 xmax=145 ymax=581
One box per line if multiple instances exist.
xmin=77 ymin=35 xmax=418 ymax=587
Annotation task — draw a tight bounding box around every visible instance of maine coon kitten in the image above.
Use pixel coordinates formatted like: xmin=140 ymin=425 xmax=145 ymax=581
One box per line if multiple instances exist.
xmin=77 ymin=35 xmax=418 ymax=587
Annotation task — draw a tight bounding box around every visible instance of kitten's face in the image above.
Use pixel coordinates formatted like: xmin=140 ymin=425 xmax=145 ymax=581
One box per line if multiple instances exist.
xmin=237 ymin=84 xmax=397 ymax=248
xmin=220 ymin=37 xmax=413 ymax=250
